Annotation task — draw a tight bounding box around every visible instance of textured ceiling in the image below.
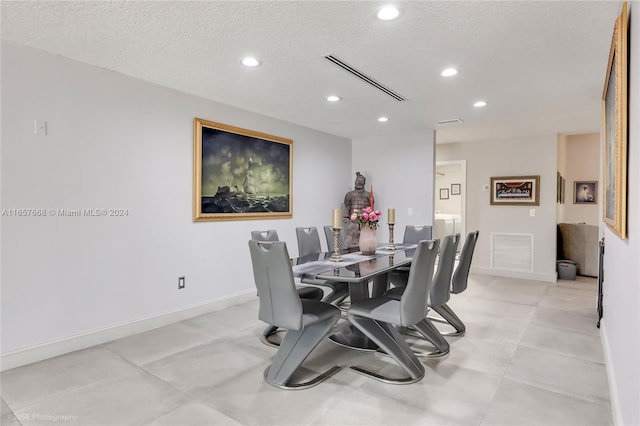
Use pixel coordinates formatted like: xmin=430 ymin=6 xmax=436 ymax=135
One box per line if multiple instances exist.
xmin=1 ymin=1 xmax=622 ymax=143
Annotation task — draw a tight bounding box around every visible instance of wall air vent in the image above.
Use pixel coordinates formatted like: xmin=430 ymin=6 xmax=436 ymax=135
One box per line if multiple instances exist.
xmin=324 ymin=54 xmax=406 ymax=102
xmin=436 ymin=118 xmax=464 ymax=125
xmin=491 ymin=233 xmax=534 ymax=272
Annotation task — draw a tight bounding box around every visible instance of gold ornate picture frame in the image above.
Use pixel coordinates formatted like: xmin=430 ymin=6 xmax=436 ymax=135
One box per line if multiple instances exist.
xmin=193 ymin=118 xmax=293 ymax=222
xmin=602 ymin=2 xmax=628 ymax=239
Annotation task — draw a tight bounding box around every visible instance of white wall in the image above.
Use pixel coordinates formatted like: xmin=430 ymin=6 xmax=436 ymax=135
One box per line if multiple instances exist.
xmin=351 ymin=131 xmax=436 ymax=244
xmin=601 ymin=3 xmax=640 ymax=425
xmin=0 ymin=41 xmax=352 ymax=355
xmin=437 ymin=134 xmax=558 ymax=281
xmin=557 ymin=132 xmax=600 ymax=225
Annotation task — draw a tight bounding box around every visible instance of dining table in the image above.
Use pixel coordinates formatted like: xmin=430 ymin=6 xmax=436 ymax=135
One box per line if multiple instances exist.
xmin=291 ymin=243 xmax=418 ymax=350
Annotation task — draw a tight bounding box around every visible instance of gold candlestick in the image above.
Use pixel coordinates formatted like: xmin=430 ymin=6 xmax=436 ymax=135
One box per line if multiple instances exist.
xmin=387 ymin=208 xmax=395 ymax=223
xmin=387 ymin=222 xmax=396 ymax=251
xmin=330 ymin=226 xmax=343 ymax=262
xmin=332 ymin=208 xmax=341 ymax=228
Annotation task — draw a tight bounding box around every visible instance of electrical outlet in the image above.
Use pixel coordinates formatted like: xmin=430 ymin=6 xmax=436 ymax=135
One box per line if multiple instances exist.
xmin=178 ymin=276 xmax=185 ymax=289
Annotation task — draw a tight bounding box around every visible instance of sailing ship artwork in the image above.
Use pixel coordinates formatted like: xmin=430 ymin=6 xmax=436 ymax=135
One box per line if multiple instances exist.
xmin=193 ymin=118 xmax=293 ymax=221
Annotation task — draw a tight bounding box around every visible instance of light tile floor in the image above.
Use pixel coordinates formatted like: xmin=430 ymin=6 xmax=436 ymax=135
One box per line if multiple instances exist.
xmin=1 ymin=275 xmax=612 ymax=426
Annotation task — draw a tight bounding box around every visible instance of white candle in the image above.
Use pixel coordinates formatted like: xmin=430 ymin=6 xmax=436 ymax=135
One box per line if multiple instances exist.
xmin=332 ymin=209 xmax=341 ymax=228
xmin=388 ymin=208 xmax=395 ymax=223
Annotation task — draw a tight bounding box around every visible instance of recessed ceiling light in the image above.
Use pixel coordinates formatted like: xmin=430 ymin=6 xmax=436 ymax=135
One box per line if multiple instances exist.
xmin=474 ymin=100 xmax=488 ymax=107
xmin=441 ymin=68 xmax=458 ymax=77
xmin=327 ymin=95 xmax=341 ymax=102
xmin=377 ymin=6 xmax=399 ymax=20
xmin=241 ymin=57 xmax=261 ymax=67
xmin=378 ymin=116 xmax=389 ymax=122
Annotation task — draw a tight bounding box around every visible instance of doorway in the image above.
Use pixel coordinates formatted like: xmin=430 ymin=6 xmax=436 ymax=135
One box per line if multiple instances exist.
xmin=435 ymin=160 xmax=466 ymax=242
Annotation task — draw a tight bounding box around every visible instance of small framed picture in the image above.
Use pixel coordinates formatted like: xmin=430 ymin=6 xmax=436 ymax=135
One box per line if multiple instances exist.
xmin=451 ymin=184 xmax=461 ymax=195
xmin=574 ymin=181 xmax=598 ymax=204
xmin=439 ymin=188 xmax=449 ymax=200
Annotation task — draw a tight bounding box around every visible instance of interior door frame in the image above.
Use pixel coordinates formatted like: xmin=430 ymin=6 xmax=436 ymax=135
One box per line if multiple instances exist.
xmin=435 ymin=160 xmax=467 ymax=238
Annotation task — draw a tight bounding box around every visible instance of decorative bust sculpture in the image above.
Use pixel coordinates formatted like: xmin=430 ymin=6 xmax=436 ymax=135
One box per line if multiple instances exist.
xmin=343 ymin=172 xmax=371 ymax=250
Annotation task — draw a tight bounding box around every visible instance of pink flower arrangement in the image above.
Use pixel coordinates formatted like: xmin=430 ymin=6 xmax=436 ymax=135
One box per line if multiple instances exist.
xmin=350 ymin=206 xmax=382 ymax=230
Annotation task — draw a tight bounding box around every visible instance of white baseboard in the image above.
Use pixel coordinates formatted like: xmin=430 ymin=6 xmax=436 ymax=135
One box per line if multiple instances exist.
xmin=472 ymin=266 xmax=557 ymax=283
xmin=0 ymin=291 xmax=256 ymax=372
xmin=599 ymin=318 xmax=622 ymax=426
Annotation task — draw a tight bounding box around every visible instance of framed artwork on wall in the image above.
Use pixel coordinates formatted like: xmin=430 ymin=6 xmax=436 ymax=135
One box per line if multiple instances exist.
xmin=602 ymin=2 xmax=628 ymax=239
xmin=439 ymin=188 xmax=449 ymax=200
xmin=490 ymin=175 xmax=540 ymax=206
xmin=556 ymin=173 xmax=566 ymax=204
xmin=451 ymin=183 xmax=461 ymax=195
xmin=193 ymin=118 xmax=293 ymax=222
xmin=574 ymin=181 xmax=598 ymax=204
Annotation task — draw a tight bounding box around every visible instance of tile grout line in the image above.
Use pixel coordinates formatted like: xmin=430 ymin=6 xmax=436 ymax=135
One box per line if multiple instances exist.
xmin=475 ymin=293 xmax=536 ymax=426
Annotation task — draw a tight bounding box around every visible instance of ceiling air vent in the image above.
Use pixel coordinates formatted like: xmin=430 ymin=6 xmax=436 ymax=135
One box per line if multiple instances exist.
xmin=436 ymin=118 xmax=464 ymax=125
xmin=324 ymin=54 xmax=406 ymax=102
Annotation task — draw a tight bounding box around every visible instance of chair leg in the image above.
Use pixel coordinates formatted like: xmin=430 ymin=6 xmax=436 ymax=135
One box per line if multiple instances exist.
xmin=371 ymin=274 xmax=389 ymax=298
xmin=301 ymin=278 xmax=350 ymax=307
xmin=264 ymin=314 xmax=341 ymax=389
xmin=411 ymin=318 xmax=450 ymax=357
xmin=260 ymin=325 xmax=282 ymax=348
xmin=431 ymin=304 xmax=466 ymax=336
xmin=348 ymin=316 xmax=425 ymax=384
xmin=321 ymin=286 xmax=350 ymax=306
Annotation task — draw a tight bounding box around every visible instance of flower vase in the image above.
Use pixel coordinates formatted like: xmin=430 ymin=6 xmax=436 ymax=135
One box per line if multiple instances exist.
xmin=359 ymin=226 xmax=377 ymax=255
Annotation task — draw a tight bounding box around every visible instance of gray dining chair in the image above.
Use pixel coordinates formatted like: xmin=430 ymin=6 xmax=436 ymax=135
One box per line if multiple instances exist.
xmin=347 ymin=239 xmax=439 ymax=384
xmin=251 ymin=229 xmax=323 ymax=299
xmin=296 ymin=227 xmax=349 ymax=306
xmin=296 ymin=227 xmax=322 ymax=256
xmin=431 ymin=230 xmax=479 ymax=336
xmin=385 ymin=233 xmax=459 ymax=357
xmin=251 ymin=229 xmax=279 ymax=241
xmin=403 ymin=225 xmax=432 ymax=243
xmin=248 ymin=240 xmax=342 ymax=389
xmin=388 ymin=225 xmax=434 ymax=280
xmin=251 ymin=229 xmax=324 ymax=346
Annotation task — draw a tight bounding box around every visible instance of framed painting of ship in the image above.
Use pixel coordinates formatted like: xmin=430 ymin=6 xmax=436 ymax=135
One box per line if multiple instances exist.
xmin=193 ymin=118 xmax=293 ymax=221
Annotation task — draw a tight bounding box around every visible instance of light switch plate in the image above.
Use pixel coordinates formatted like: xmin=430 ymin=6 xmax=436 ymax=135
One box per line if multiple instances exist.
xmin=34 ymin=120 xmax=47 ymax=136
